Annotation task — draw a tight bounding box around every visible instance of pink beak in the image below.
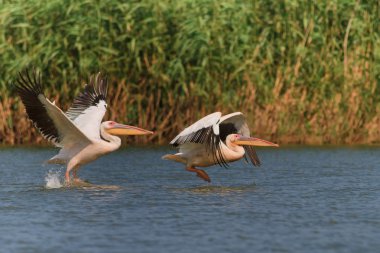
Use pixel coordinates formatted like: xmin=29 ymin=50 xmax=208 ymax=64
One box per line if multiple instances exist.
xmin=234 ymin=136 xmax=279 ymax=147
xmin=106 ymin=123 xmax=153 ymax=136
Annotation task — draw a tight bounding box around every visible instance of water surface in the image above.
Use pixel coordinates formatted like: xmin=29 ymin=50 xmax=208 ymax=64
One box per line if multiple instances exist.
xmin=0 ymin=147 xmax=379 ymax=253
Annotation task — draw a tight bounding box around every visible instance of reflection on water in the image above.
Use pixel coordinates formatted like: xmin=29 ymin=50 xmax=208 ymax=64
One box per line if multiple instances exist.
xmin=173 ymin=184 xmax=257 ymax=195
xmin=44 ymin=169 xmax=122 ymax=191
xmin=69 ymin=184 xmax=123 ymax=191
xmin=1 ymin=147 xmax=380 ymax=253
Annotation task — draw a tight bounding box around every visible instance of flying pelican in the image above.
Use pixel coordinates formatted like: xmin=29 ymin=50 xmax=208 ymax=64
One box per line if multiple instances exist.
xmin=15 ymin=69 xmax=153 ymax=184
xmin=163 ymin=112 xmax=278 ymax=182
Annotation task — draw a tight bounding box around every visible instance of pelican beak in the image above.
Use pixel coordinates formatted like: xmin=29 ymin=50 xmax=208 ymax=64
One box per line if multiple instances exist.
xmin=106 ymin=124 xmax=153 ymax=136
xmin=234 ymin=136 xmax=279 ymax=147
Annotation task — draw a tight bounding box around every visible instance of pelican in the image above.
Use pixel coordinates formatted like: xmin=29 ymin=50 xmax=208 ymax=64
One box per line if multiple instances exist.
xmin=163 ymin=112 xmax=278 ymax=182
xmin=15 ymin=69 xmax=153 ymax=184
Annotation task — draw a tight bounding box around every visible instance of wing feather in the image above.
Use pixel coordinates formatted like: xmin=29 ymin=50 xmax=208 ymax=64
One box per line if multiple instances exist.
xmin=16 ymin=69 xmax=92 ymax=148
xmin=66 ymin=73 xmax=108 ymax=140
xmin=219 ymin=112 xmax=260 ymax=167
xmin=170 ymin=112 xmax=229 ymax=167
xmin=170 ymin=112 xmax=221 ymax=146
xmin=243 ymin=146 xmax=261 ymax=166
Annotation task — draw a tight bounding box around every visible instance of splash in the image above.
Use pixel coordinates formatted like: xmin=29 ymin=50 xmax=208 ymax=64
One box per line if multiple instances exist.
xmin=45 ymin=169 xmax=63 ymax=189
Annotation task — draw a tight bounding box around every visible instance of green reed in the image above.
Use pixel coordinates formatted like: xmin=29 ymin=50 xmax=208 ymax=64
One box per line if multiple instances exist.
xmin=0 ymin=0 xmax=379 ymax=145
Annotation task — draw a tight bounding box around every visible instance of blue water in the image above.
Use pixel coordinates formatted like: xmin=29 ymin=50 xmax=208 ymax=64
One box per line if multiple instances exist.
xmin=0 ymin=147 xmax=379 ymax=253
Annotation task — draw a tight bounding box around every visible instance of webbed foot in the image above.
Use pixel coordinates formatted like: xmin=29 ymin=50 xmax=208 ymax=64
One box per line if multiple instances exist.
xmin=186 ymin=167 xmax=211 ymax=183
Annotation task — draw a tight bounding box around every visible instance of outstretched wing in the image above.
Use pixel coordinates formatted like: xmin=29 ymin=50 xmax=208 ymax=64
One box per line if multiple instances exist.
xmin=170 ymin=112 xmax=229 ymax=167
xmin=15 ymin=69 xmax=91 ymax=148
xmin=66 ymin=73 xmax=108 ymax=140
xmin=219 ymin=112 xmax=260 ymax=166
xmin=170 ymin=112 xmax=221 ymax=146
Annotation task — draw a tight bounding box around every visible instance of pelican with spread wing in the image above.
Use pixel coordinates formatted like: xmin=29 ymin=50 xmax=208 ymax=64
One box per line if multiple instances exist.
xmin=163 ymin=112 xmax=278 ymax=182
xmin=16 ymin=69 xmax=153 ymax=183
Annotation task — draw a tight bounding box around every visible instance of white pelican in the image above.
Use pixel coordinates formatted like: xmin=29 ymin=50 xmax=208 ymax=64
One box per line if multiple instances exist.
xmin=163 ymin=112 xmax=278 ymax=182
xmin=15 ymin=69 xmax=153 ymax=183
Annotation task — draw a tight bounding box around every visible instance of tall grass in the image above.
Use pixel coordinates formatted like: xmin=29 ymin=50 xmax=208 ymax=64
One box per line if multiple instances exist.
xmin=0 ymin=0 xmax=379 ymax=145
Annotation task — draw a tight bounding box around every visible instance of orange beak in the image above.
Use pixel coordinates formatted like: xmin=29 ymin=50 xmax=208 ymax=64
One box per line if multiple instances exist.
xmin=234 ymin=136 xmax=279 ymax=147
xmin=106 ymin=123 xmax=153 ymax=136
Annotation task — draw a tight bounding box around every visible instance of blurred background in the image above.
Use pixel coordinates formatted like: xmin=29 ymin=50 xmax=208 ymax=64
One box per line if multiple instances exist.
xmin=0 ymin=0 xmax=378 ymax=145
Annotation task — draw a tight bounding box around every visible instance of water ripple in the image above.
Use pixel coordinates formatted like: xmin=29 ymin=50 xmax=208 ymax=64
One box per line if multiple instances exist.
xmin=0 ymin=147 xmax=380 ymax=253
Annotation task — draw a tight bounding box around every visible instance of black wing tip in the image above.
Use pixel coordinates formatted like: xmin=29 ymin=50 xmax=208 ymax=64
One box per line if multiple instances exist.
xmin=243 ymin=146 xmax=261 ymax=167
xmin=15 ymin=67 xmax=43 ymax=93
xmin=173 ymin=127 xmax=214 ymax=146
xmin=85 ymin=72 xmax=108 ymax=100
xmin=204 ymin=131 xmax=229 ymax=168
xmin=171 ymin=125 xmax=229 ymax=167
xmin=66 ymin=71 xmax=109 ymax=120
xmin=15 ymin=68 xmax=61 ymax=145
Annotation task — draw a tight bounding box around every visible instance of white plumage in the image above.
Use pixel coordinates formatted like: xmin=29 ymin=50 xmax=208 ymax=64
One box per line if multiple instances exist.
xmin=70 ymin=100 xmax=107 ymax=140
xmin=163 ymin=112 xmax=278 ymax=182
xmin=16 ymin=70 xmax=153 ymax=184
xmin=39 ymin=94 xmax=91 ymax=148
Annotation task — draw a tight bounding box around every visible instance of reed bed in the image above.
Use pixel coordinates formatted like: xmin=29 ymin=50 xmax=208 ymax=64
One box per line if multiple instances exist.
xmin=0 ymin=0 xmax=378 ymax=145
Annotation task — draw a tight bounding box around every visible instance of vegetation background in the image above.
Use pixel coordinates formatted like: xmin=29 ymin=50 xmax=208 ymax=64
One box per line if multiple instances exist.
xmin=0 ymin=0 xmax=379 ymax=145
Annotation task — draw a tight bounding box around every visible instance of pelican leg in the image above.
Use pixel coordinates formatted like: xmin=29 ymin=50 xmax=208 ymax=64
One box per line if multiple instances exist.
xmin=65 ymin=160 xmax=78 ymax=184
xmin=72 ymin=169 xmax=78 ymax=179
xmin=65 ymin=169 xmax=71 ymax=184
xmin=72 ymin=167 xmax=83 ymax=183
xmin=186 ymin=167 xmax=211 ymax=183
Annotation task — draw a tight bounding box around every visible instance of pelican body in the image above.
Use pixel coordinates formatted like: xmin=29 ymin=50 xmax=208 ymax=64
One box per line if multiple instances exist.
xmin=163 ymin=112 xmax=278 ymax=182
xmin=16 ymin=70 xmax=153 ymax=183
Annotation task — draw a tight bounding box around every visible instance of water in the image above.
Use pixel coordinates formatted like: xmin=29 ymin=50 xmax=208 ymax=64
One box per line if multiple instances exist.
xmin=0 ymin=147 xmax=379 ymax=253
xmin=45 ymin=169 xmax=63 ymax=189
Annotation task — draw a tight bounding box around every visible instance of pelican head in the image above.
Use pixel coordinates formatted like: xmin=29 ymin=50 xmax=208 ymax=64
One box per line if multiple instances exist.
xmin=103 ymin=121 xmax=153 ymax=136
xmin=228 ymin=134 xmax=279 ymax=147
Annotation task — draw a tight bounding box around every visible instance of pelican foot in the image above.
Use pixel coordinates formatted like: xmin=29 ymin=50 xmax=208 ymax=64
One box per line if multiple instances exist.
xmin=64 ymin=178 xmax=92 ymax=187
xmin=64 ymin=179 xmax=72 ymax=187
xmin=196 ymin=170 xmax=211 ymax=183
xmin=187 ymin=167 xmax=211 ymax=183
xmin=73 ymin=178 xmax=85 ymax=184
xmin=65 ymin=172 xmax=71 ymax=185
